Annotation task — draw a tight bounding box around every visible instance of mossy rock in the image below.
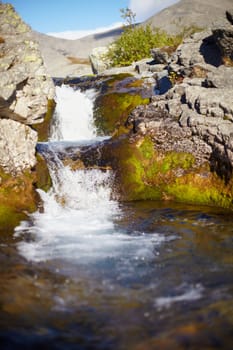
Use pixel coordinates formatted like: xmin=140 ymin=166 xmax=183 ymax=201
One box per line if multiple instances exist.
xmin=35 ymin=153 xmax=52 ymax=192
xmin=33 ymin=99 xmax=56 ymax=142
xmin=93 ymin=74 xmax=150 ymax=137
xmin=0 ymin=152 xmax=52 ymax=233
xmin=0 ymin=167 xmax=38 ymax=232
xmin=94 ymin=92 xmax=149 ymax=136
xmin=106 ymin=135 xmax=233 ymax=208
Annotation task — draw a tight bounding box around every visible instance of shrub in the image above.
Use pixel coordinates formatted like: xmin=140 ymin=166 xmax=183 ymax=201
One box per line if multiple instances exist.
xmin=107 ymin=24 xmax=182 ymax=67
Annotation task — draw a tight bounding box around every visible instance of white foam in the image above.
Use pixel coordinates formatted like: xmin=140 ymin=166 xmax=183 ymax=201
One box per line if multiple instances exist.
xmin=50 ymin=85 xmax=97 ymax=141
xmin=155 ymin=284 xmax=204 ymax=309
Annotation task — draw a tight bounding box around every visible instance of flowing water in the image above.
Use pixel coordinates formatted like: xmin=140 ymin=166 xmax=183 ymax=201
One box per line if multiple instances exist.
xmin=0 ymin=85 xmax=232 ymax=349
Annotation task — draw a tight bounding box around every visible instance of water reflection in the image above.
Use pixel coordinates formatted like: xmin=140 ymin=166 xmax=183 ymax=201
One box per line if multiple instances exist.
xmin=0 ymin=201 xmax=232 ymax=349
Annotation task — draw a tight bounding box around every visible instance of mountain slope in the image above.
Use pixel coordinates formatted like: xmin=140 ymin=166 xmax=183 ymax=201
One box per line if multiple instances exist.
xmin=145 ymin=0 xmax=233 ymax=34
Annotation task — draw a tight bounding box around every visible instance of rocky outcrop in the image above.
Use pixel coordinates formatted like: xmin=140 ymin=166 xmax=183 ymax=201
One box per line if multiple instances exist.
xmin=0 ymin=3 xmax=54 ymax=174
xmin=119 ymin=10 xmax=233 ymax=207
xmin=0 ymin=3 xmax=54 ymax=226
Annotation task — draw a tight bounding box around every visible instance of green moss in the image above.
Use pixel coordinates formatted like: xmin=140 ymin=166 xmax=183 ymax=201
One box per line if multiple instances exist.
xmin=109 ymin=135 xmax=233 ymax=208
xmin=166 ymin=174 xmax=233 ymax=208
xmin=33 ymin=99 xmax=56 ymax=141
xmin=161 ymin=152 xmax=195 ymax=173
xmin=0 ymin=167 xmax=38 ymax=233
xmin=138 ymin=137 xmax=154 ymax=160
xmin=0 ymin=204 xmax=26 ymax=232
xmin=35 ymin=153 xmax=52 ymax=192
xmin=104 ymin=73 xmax=133 ymax=87
xmin=94 ymin=92 xmax=149 ymax=136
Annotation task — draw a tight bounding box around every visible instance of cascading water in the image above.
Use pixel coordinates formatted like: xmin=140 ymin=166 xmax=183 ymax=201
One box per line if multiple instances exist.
xmin=15 ymin=85 xmax=166 ymax=268
xmin=50 ymin=85 xmax=97 ymax=141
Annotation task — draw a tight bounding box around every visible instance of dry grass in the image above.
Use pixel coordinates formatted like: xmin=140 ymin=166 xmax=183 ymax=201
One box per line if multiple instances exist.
xmin=67 ymin=56 xmax=90 ymax=65
xmin=190 ymin=65 xmax=209 ymax=78
xmin=223 ymin=56 xmax=233 ymax=67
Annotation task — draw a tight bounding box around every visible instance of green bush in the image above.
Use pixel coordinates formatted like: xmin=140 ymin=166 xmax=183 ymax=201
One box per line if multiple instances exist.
xmin=107 ymin=24 xmax=182 ymax=67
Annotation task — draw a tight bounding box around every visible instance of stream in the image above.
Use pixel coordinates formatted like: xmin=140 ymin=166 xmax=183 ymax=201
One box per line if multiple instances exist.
xmin=0 ymin=85 xmax=232 ymax=349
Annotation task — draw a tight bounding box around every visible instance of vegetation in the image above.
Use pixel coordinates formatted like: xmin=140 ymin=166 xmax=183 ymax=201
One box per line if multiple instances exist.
xmin=107 ymin=7 xmax=204 ymax=67
xmin=107 ymin=24 xmax=182 ymax=67
xmin=93 ymin=73 xmax=150 ymax=136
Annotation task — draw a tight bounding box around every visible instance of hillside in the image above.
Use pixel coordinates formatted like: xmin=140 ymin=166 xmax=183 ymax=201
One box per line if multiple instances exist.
xmin=145 ymin=0 xmax=233 ymax=33
xmin=33 ymin=27 xmax=124 ymax=77
xmin=34 ymin=0 xmax=233 ymax=77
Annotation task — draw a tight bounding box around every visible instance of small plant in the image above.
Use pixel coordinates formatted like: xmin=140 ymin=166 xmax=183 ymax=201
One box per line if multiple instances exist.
xmin=0 ymin=36 xmax=5 ymax=44
xmin=120 ymin=7 xmax=136 ymax=28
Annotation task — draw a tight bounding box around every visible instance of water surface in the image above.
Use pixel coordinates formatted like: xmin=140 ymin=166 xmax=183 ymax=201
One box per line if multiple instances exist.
xmin=0 ymin=85 xmax=232 ymax=349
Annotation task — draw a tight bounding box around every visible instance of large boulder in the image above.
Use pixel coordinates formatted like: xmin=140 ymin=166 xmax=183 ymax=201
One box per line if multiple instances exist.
xmin=0 ymin=3 xmax=54 ymax=173
xmin=89 ymin=46 xmax=111 ymax=74
xmin=0 ymin=3 xmax=54 ymax=225
xmin=0 ymin=118 xmax=37 ymax=174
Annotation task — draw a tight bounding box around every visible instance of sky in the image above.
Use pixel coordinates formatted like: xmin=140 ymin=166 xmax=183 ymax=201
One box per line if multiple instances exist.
xmin=2 ymin=0 xmax=179 ymax=39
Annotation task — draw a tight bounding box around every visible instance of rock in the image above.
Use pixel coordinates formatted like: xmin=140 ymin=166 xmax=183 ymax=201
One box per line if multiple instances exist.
xmin=0 ymin=4 xmax=54 ymax=124
xmin=134 ymin=58 xmax=155 ymax=75
xmin=184 ymin=85 xmax=233 ymax=119
xmin=212 ymin=28 xmax=233 ymax=60
xmin=226 ymin=10 xmax=233 ymax=25
xmin=204 ymin=66 xmax=233 ymax=88
xmin=174 ymin=30 xmax=222 ymax=69
xmin=0 ymin=118 xmax=37 ymax=174
xmin=154 ymin=70 xmax=172 ymax=94
xmin=0 ymin=3 xmax=55 ymax=174
xmin=150 ymin=48 xmax=169 ymax=64
xmin=89 ymin=46 xmax=111 ymax=74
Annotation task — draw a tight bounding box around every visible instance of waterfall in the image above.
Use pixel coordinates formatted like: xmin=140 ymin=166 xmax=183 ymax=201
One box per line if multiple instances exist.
xmin=15 ymin=85 xmax=165 ymax=266
xmin=50 ymin=85 xmax=97 ymax=141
